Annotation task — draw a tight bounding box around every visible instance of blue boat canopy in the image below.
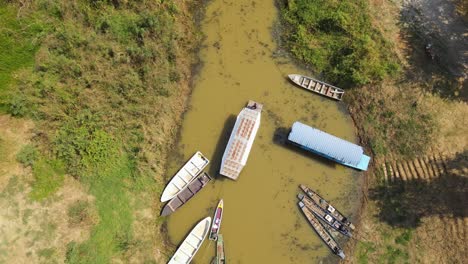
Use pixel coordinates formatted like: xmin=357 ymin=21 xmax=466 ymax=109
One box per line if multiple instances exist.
xmin=288 ymin=122 xmax=370 ymax=171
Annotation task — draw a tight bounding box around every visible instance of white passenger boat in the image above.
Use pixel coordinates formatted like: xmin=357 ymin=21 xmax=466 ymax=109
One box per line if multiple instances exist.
xmin=161 ymin=151 xmax=209 ymax=202
xmin=220 ymin=100 xmax=262 ymax=180
xmin=168 ymin=217 xmax=211 ymax=264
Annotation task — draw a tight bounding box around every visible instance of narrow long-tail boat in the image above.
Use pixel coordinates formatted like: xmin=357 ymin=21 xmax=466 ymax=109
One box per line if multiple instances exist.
xmin=161 ymin=173 xmax=212 ymax=216
xmin=298 ymin=194 xmax=351 ymax=237
xmin=298 ymin=201 xmax=345 ymax=259
xmin=300 ymin=184 xmax=355 ymax=230
xmin=209 ymin=199 xmax=224 ymax=241
xmin=212 ymin=234 xmax=226 ymax=264
xmin=168 ymin=217 xmax=211 ymax=264
xmin=288 ymin=74 xmax=344 ymax=101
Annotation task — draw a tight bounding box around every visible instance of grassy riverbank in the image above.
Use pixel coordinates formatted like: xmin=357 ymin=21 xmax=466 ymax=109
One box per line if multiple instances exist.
xmin=277 ymin=0 xmax=467 ymax=263
xmin=0 ymin=1 xmax=201 ymax=262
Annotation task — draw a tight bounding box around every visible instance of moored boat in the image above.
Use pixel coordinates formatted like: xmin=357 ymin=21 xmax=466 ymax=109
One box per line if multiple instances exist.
xmin=300 ymin=184 xmax=355 ymax=230
xmin=168 ymin=217 xmax=211 ymax=264
xmin=298 ymin=194 xmax=351 ymax=237
xmin=288 ymin=122 xmax=371 ymax=171
xmin=161 ymin=172 xmax=212 ymax=216
xmin=220 ymin=100 xmax=262 ymax=180
xmin=209 ymin=199 xmax=224 ymax=241
xmin=298 ymin=201 xmax=345 ymax=259
xmin=213 ymin=234 xmax=226 ymax=264
xmin=288 ymin=74 xmax=344 ymax=101
xmin=161 ymin=151 xmax=209 ymax=202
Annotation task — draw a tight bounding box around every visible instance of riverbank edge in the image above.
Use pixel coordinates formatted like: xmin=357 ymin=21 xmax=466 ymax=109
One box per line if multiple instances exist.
xmin=156 ymin=0 xmax=212 ymax=260
xmin=270 ymin=1 xmax=375 ymax=261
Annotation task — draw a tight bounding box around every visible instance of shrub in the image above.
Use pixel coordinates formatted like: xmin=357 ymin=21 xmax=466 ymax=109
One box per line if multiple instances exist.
xmin=16 ymin=144 xmax=39 ymax=167
xmin=278 ymin=0 xmax=400 ymax=88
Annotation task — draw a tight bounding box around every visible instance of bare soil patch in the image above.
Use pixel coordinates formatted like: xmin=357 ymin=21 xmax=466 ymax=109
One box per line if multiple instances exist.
xmin=0 ymin=115 xmax=94 ymax=263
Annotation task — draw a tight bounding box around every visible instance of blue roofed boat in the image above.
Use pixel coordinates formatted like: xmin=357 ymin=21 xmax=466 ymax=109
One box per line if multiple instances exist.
xmin=287 ymin=122 xmax=371 ymax=171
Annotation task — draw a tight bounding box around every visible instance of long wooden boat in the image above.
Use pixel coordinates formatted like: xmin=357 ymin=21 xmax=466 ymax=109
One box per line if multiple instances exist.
xmin=168 ymin=217 xmax=211 ymax=264
xmin=298 ymin=194 xmax=352 ymax=237
xmin=212 ymin=234 xmax=226 ymax=264
xmin=161 ymin=151 xmax=209 ymax=202
xmin=161 ymin=173 xmax=212 ymax=216
xmin=298 ymin=201 xmax=345 ymax=259
xmin=288 ymin=74 xmax=344 ymax=101
xmin=209 ymin=199 xmax=224 ymax=241
xmin=300 ymin=184 xmax=355 ymax=230
xmin=220 ymin=100 xmax=262 ymax=180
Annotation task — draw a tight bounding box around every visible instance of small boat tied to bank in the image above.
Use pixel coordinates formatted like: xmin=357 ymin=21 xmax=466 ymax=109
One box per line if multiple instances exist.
xmin=300 ymin=184 xmax=355 ymax=230
xmin=220 ymin=100 xmax=263 ymax=180
xmin=288 ymin=74 xmax=344 ymax=101
xmin=168 ymin=217 xmax=211 ymax=264
xmin=298 ymin=201 xmax=346 ymax=259
xmin=211 ymin=234 xmax=226 ymax=264
xmin=297 ymin=193 xmax=352 ymax=237
xmin=209 ymin=199 xmax=224 ymax=241
xmin=161 ymin=151 xmax=210 ymax=202
xmin=161 ymin=172 xmax=212 ymax=216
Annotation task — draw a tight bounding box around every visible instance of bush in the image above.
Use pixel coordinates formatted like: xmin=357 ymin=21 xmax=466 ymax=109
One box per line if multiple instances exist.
xmin=16 ymin=144 xmax=39 ymax=167
xmin=53 ymin=111 xmax=119 ymax=179
xmin=278 ymin=0 xmax=400 ymax=88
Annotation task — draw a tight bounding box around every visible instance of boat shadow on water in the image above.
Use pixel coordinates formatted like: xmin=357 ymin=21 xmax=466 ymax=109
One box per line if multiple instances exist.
xmin=208 ymin=115 xmax=237 ymax=179
xmin=272 ymin=127 xmax=336 ymax=169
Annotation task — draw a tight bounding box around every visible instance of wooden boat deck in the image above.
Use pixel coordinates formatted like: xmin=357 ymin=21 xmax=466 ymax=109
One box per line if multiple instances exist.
xmin=298 ymin=194 xmax=351 ymax=237
xmin=288 ymin=74 xmax=344 ymax=100
xmin=298 ymin=201 xmax=345 ymax=259
xmin=161 ymin=173 xmax=212 ymax=216
xmin=300 ymin=184 xmax=355 ymax=230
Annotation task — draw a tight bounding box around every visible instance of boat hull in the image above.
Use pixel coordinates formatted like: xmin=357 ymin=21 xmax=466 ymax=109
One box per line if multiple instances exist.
xmin=168 ymin=217 xmax=211 ymax=264
xmin=161 ymin=172 xmax=212 ymax=216
xmin=300 ymin=184 xmax=355 ymax=230
xmin=161 ymin=151 xmax=209 ymax=202
xmin=298 ymin=201 xmax=345 ymax=259
xmin=298 ymin=193 xmax=351 ymax=237
xmin=288 ymin=74 xmax=344 ymax=101
xmin=220 ymin=100 xmax=262 ymax=180
xmin=209 ymin=199 xmax=224 ymax=241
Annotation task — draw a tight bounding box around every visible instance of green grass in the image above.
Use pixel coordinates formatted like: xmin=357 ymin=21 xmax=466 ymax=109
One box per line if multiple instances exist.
xmin=30 ymin=158 xmax=65 ymax=200
xmin=277 ymin=0 xmax=400 ymax=88
xmin=65 ymin=155 xmax=133 ymax=264
xmin=1 ymin=0 xmax=198 ymax=262
xmin=0 ymin=4 xmax=46 ymax=111
xmin=356 ymin=241 xmax=376 ymax=264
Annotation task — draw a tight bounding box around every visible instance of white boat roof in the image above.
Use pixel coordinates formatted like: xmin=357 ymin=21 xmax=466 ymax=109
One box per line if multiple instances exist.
xmin=161 ymin=151 xmax=209 ymax=202
xmin=168 ymin=217 xmax=211 ymax=264
xmin=220 ymin=105 xmax=261 ymax=180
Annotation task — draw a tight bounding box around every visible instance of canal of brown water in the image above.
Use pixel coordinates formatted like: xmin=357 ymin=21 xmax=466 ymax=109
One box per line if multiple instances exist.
xmin=166 ymin=0 xmax=363 ymax=263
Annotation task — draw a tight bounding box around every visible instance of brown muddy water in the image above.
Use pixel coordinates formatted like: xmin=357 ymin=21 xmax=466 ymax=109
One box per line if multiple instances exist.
xmin=166 ymin=0 xmax=363 ymax=263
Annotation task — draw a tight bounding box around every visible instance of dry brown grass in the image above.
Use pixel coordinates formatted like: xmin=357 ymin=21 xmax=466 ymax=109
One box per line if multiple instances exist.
xmin=344 ymin=0 xmax=468 ymax=263
xmin=0 ymin=115 xmax=95 ymax=263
